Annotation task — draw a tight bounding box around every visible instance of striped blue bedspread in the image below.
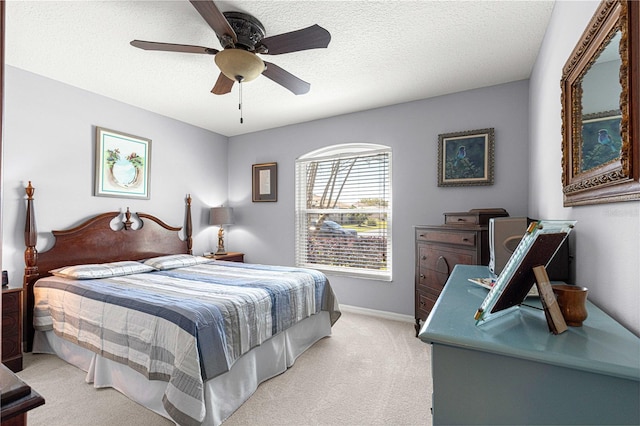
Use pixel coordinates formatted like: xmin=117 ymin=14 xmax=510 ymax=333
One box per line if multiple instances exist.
xmin=33 ymin=261 xmax=340 ymax=426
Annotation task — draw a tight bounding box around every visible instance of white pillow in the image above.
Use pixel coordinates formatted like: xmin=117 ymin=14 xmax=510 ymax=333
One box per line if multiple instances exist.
xmin=50 ymin=261 xmax=156 ymax=279
xmin=143 ymin=254 xmax=211 ymax=270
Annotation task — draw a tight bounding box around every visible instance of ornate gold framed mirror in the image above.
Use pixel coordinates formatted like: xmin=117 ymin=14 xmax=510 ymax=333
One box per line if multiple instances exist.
xmin=561 ymin=0 xmax=639 ymax=206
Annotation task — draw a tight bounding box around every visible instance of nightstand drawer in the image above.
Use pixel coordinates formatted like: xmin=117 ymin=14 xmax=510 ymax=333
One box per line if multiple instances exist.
xmin=2 ymin=287 xmax=23 ymax=372
xmin=2 ymin=312 xmax=19 ymax=330
xmin=2 ymin=291 xmax=20 ymax=314
xmin=1 ymin=333 xmax=20 ymax=359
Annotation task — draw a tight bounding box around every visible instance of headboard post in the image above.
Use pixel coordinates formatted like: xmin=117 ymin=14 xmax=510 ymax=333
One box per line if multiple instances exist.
xmin=23 ymin=181 xmax=38 ymax=352
xmin=186 ymin=194 xmax=193 ymax=255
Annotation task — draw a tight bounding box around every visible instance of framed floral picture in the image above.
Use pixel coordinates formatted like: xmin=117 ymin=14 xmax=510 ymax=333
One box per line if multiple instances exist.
xmin=437 ymin=128 xmax=495 ymax=187
xmin=94 ymin=127 xmax=151 ymax=199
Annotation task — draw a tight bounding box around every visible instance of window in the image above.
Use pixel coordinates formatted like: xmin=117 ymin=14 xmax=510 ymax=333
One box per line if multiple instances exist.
xmin=295 ymin=143 xmax=392 ymax=280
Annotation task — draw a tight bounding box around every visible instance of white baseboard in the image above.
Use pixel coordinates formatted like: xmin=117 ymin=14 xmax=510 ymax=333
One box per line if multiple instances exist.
xmin=339 ymin=304 xmax=414 ymax=323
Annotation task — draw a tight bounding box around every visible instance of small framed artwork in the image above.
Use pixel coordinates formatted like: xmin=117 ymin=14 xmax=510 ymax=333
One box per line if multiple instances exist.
xmin=95 ymin=127 xmax=151 ymax=199
xmin=579 ymin=110 xmax=622 ymax=173
xmin=437 ymin=128 xmax=495 ymax=187
xmin=252 ymin=162 xmax=277 ymax=202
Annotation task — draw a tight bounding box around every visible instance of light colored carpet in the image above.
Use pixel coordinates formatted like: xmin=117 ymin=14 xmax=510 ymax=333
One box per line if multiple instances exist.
xmin=17 ymin=311 xmax=433 ymax=425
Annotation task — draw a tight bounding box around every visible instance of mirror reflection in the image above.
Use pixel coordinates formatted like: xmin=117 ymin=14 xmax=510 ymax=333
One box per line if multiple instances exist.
xmin=579 ymin=30 xmax=622 ymax=172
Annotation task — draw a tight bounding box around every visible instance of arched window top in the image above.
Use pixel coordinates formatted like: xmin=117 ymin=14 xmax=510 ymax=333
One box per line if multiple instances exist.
xmin=298 ymin=143 xmax=391 ymax=161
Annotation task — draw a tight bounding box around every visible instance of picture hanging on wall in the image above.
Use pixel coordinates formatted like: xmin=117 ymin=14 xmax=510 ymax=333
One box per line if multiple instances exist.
xmin=580 ymin=110 xmax=622 ymax=173
xmin=94 ymin=126 xmax=151 ymax=199
xmin=437 ymin=128 xmax=495 ymax=187
xmin=252 ymin=162 xmax=277 ymax=202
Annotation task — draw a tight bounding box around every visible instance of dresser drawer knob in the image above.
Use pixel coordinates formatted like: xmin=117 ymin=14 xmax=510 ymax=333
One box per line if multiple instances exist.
xmin=421 ymin=255 xmax=427 ymax=260
xmin=420 ymin=274 xmax=425 ymax=279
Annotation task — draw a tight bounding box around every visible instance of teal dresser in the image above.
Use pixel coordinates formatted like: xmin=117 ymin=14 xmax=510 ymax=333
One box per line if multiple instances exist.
xmin=419 ymin=264 xmax=640 ymax=425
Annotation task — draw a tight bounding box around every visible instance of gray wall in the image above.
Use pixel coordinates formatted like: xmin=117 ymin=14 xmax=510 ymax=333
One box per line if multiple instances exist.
xmin=5 ymin=0 xmax=636 ymax=335
xmin=2 ymin=66 xmax=229 ymax=279
xmin=529 ymin=0 xmax=639 ymax=335
xmin=227 ymin=80 xmax=530 ymax=317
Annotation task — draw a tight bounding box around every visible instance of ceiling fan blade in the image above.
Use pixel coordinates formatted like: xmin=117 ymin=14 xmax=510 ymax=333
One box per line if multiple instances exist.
xmin=262 ymin=61 xmax=310 ymax=95
xmin=259 ymin=24 xmax=331 ymax=55
xmin=189 ymin=0 xmax=237 ymax=45
xmin=211 ymin=72 xmax=234 ymax=95
xmin=130 ymin=40 xmax=218 ymax=55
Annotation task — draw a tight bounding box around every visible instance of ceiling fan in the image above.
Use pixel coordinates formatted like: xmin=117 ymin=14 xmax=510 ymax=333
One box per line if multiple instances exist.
xmin=130 ymin=0 xmax=331 ymax=97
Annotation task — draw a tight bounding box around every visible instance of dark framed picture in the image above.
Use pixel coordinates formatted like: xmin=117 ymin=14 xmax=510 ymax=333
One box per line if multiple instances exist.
xmin=437 ymin=128 xmax=494 ymax=187
xmin=252 ymin=162 xmax=277 ymax=202
xmin=94 ymin=127 xmax=151 ymax=199
xmin=580 ymin=111 xmax=622 ymax=173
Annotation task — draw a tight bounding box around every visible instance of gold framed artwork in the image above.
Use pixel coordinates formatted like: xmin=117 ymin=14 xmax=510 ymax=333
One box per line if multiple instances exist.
xmin=94 ymin=127 xmax=151 ymax=199
xmin=437 ymin=128 xmax=495 ymax=187
xmin=252 ymin=162 xmax=277 ymax=202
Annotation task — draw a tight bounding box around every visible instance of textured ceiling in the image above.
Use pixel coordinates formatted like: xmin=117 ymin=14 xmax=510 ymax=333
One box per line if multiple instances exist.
xmin=5 ymin=1 xmax=555 ymax=137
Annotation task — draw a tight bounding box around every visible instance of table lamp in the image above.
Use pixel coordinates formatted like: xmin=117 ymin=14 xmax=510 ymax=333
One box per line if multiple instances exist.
xmin=210 ymin=206 xmax=234 ymax=255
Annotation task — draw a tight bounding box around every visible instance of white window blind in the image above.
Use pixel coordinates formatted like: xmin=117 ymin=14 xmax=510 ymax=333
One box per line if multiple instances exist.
xmin=295 ymin=144 xmax=392 ymax=280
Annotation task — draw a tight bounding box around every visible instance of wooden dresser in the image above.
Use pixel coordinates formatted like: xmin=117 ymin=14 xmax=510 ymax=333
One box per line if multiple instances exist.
xmin=2 ymin=287 xmax=23 ymax=372
xmin=414 ymin=208 xmax=508 ymax=335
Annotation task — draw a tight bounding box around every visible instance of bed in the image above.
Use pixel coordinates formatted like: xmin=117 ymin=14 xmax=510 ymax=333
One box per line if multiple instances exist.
xmin=22 ymin=183 xmax=341 ymax=426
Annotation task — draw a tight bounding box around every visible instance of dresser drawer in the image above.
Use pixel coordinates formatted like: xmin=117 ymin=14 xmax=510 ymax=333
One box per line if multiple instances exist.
xmin=417 ymin=230 xmax=476 ymax=246
xmin=444 ymin=213 xmax=481 ymax=225
xmin=415 ymin=290 xmax=438 ymax=321
xmin=444 ymin=208 xmax=508 ymax=225
xmin=419 ymin=245 xmax=475 ymax=271
xmin=418 ymin=269 xmax=449 ymax=293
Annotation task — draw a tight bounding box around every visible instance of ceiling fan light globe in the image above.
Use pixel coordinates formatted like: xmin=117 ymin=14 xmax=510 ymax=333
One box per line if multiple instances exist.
xmin=215 ymin=49 xmax=265 ymax=83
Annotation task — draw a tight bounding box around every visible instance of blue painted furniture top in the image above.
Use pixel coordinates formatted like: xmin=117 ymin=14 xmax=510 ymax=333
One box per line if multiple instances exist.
xmin=418 ymin=264 xmax=640 ymax=382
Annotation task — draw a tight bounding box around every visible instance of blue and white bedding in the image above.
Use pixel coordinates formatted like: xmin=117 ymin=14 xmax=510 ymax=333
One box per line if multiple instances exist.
xmin=33 ymin=257 xmax=340 ymax=426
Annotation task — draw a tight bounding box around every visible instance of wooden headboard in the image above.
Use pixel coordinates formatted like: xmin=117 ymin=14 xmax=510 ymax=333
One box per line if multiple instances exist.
xmin=22 ymin=181 xmax=193 ymax=351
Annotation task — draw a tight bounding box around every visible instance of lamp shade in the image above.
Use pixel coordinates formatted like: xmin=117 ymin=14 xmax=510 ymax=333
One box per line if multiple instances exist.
xmin=210 ymin=207 xmax=234 ymax=226
xmin=214 ymin=49 xmax=265 ymax=83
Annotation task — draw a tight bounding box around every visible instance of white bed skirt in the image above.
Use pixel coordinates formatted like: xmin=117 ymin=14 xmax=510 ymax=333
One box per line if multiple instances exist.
xmin=33 ymin=311 xmax=332 ymax=425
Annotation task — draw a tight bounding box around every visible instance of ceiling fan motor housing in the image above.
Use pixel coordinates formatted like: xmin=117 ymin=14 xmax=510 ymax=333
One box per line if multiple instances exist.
xmin=220 ymin=11 xmax=266 ymax=51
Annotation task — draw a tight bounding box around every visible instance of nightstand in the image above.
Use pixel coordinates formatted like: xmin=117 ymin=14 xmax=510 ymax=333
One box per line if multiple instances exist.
xmin=2 ymin=287 xmax=23 ymax=372
xmin=206 ymin=252 xmax=244 ymax=262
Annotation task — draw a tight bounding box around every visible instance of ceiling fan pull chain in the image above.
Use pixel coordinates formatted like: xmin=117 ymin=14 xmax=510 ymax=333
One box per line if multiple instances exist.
xmin=238 ymin=80 xmax=244 ymax=124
